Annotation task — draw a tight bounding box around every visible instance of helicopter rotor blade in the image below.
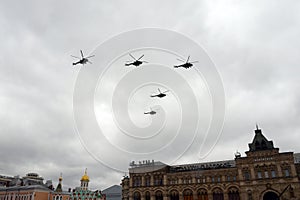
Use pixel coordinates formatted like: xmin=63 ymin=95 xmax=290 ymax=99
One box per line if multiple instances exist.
xmin=137 ymin=54 xmax=144 ymax=61
xmin=71 ymin=55 xmax=80 ymax=59
xmin=129 ymin=53 xmax=136 ymax=60
xmin=142 ymin=61 xmax=148 ymax=63
xmin=88 ymin=61 xmax=93 ymax=64
xmin=163 ymin=90 xmax=169 ymax=94
xmin=158 ymin=88 xmax=161 ymax=93
xmin=80 ymin=50 xmax=84 ymax=59
xmin=86 ymin=55 xmax=95 ymax=59
xmin=177 ymin=58 xmax=185 ymax=62
xmin=186 ymin=55 xmax=190 ymax=63
xmin=190 ymin=61 xmax=199 ymax=64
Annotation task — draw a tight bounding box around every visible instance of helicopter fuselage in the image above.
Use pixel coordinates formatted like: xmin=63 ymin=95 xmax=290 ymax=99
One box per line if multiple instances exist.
xmin=174 ymin=63 xmax=193 ymax=69
xmin=125 ymin=60 xmax=143 ymax=67
xmin=73 ymin=58 xmax=88 ymax=65
xmin=144 ymin=111 xmax=156 ymax=115
xmin=151 ymin=93 xmax=166 ymax=98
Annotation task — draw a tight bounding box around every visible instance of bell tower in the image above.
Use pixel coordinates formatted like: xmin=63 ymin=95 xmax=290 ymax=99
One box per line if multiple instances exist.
xmin=80 ymin=168 xmax=89 ymax=191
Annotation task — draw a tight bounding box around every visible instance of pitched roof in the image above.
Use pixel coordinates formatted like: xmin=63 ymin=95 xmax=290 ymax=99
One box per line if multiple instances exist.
xmin=248 ymin=126 xmax=275 ymax=152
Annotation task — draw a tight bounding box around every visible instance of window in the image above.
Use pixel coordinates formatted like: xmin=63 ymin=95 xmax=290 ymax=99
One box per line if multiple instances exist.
xmin=145 ymin=192 xmax=151 ymax=200
xmin=154 ymin=175 xmax=163 ymax=186
xmin=257 ymin=171 xmax=262 ymax=179
xmin=233 ymin=176 xmax=236 ymax=181
xmin=212 ymin=188 xmax=224 ymax=200
xmin=134 ymin=192 xmax=141 ymax=200
xmin=217 ymin=176 xmax=221 ymax=182
xmin=284 ymin=169 xmax=290 ymax=177
xmin=183 ymin=189 xmax=193 ymax=200
xmin=155 ymin=191 xmax=163 ymax=200
xmin=244 ymin=172 xmax=250 ymax=181
xmin=227 ymin=176 xmax=231 ymax=182
xmin=228 ymin=187 xmax=240 ymax=200
xmin=170 ymin=191 xmax=179 ymax=200
xmin=271 ymin=170 xmax=276 ymax=178
xmin=145 ymin=176 xmax=151 ymax=186
xmin=133 ymin=176 xmax=141 ymax=187
xmin=264 ymin=171 xmax=269 ymax=178
xmin=211 ymin=177 xmax=215 ymax=183
xmin=198 ymin=189 xmax=208 ymax=200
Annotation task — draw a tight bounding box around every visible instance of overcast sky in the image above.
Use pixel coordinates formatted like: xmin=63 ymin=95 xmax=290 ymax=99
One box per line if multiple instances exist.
xmin=1 ymin=0 xmax=300 ymax=191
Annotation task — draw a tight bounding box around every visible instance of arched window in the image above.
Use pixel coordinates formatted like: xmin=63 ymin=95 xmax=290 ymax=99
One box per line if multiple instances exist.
xmin=183 ymin=189 xmax=193 ymax=200
xmin=155 ymin=191 xmax=163 ymax=200
xmin=145 ymin=191 xmax=151 ymax=200
xmin=263 ymin=191 xmax=279 ymax=200
xmin=212 ymin=188 xmax=224 ymax=200
xmin=228 ymin=187 xmax=240 ymax=200
xmin=169 ymin=190 xmax=179 ymax=200
xmin=197 ymin=189 xmax=208 ymax=200
xmin=133 ymin=192 xmax=141 ymax=200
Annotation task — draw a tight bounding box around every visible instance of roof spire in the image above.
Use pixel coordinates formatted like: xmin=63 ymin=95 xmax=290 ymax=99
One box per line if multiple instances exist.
xmin=256 ymin=123 xmax=259 ymax=130
xmin=55 ymin=173 xmax=63 ymax=192
xmin=59 ymin=172 xmax=63 ymax=181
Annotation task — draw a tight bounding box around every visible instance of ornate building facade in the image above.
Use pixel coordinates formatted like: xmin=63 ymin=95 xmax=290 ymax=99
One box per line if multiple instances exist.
xmin=70 ymin=169 xmax=105 ymax=200
xmin=121 ymin=127 xmax=300 ymax=200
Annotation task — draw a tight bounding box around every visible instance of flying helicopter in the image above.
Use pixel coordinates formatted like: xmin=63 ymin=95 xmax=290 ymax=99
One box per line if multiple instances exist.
xmin=125 ymin=54 xmax=148 ymax=67
xmin=144 ymin=108 xmax=157 ymax=115
xmin=71 ymin=50 xmax=95 ymax=66
xmin=174 ymin=56 xmax=198 ymax=69
xmin=150 ymin=88 xmax=169 ymax=98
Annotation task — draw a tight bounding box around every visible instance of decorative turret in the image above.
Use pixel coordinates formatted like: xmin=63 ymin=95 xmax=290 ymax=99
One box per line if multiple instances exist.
xmin=55 ymin=173 xmax=63 ymax=192
xmin=248 ymin=125 xmax=275 ymax=152
xmin=80 ymin=168 xmax=89 ymax=191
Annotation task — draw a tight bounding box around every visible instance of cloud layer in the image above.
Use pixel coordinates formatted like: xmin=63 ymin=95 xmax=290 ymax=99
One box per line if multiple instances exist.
xmin=1 ymin=0 xmax=300 ymax=190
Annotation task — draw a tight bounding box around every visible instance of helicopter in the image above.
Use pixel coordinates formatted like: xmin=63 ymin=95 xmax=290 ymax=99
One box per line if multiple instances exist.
xmin=125 ymin=54 xmax=148 ymax=67
xmin=174 ymin=56 xmax=198 ymax=69
xmin=150 ymin=88 xmax=169 ymax=98
xmin=144 ymin=108 xmax=157 ymax=115
xmin=71 ymin=50 xmax=95 ymax=66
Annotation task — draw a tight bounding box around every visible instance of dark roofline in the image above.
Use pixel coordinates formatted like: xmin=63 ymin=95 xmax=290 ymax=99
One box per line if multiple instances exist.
xmin=0 ymin=185 xmax=51 ymax=192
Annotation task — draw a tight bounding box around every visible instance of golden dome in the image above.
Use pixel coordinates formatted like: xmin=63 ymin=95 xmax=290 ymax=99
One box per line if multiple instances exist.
xmin=81 ymin=169 xmax=89 ymax=182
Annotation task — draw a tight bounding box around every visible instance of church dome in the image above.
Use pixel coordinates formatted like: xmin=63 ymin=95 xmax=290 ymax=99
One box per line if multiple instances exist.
xmin=81 ymin=169 xmax=89 ymax=182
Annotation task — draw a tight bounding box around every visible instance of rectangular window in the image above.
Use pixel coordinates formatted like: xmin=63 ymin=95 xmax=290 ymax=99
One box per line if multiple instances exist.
xmin=233 ymin=176 xmax=236 ymax=181
xmin=217 ymin=176 xmax=221 ymax=182
xmin=271 ymin=170 xmax=276 ymax=178
xmin=258 ymin=171 xmax=262 ymax=179
xmin=227 ymin=176 xmax=231 ymax=182
xmin=284 ymin=169 xmax=290 ymax=177
xmin=211 ymin=177 xmax=215 ymax=182
xmin=244 ymin=172 xmax=250 ymax=180
xmin=264 ymin=171 xmax=269 ymax=178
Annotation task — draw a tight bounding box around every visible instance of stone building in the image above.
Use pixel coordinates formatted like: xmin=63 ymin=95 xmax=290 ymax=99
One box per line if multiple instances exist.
xmin=121 ymin=127 xmax=300 ymax=200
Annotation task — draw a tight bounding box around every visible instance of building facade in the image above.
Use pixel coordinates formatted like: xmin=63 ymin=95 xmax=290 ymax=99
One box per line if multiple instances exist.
xmin=0 ymin=173 xmax=70 ymax=200
xmin=121 ymin=127 xmax=300 ymax=200
xmin=70 ymin=169 xmax=105 ymax=200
